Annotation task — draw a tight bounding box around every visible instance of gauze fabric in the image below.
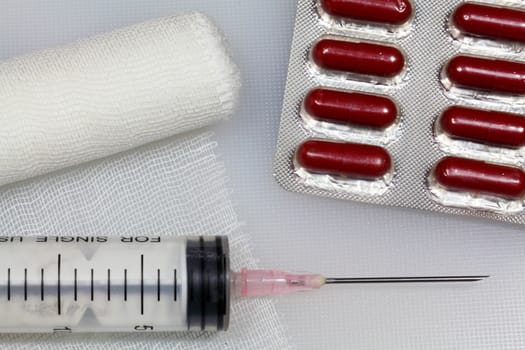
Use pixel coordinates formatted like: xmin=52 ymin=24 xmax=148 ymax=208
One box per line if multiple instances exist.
xmin=0 ymin=12 xmax=240 ymax=187
xmin=0 ymin=132 xmax=290 ymax=349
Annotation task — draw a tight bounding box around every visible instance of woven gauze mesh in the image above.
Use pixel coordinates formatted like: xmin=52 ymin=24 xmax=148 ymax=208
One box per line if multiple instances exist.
xmin=0 ymin=132 xmax=289 ymax=350
xmin=0 ymin=12 xmax=240 ymax=187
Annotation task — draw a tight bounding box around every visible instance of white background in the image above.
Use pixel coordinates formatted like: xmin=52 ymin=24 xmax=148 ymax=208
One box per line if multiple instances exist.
xmin=2 ymin=1 xmax=525 ymax=349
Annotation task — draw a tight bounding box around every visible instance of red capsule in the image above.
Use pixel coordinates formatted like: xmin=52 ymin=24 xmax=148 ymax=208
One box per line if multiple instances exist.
xmin=296 ymin=140 xmax=392 ymax=179
xmin=304 ymin=88 xmax=398 ymax=129
xmin=434 ymin=157 xmax=525 ymax=199
xmin=446 ymin=56 xmax=525 ymax=95
xmin=321 ymin=0 xmax=413 ymax=25
xmin=440 ymin=106 xmax=525 ymax=148
xmin=452 ymin=3 xmax=525 ymax=43
xmin=312 ymin=39 xmax=405 ymax=78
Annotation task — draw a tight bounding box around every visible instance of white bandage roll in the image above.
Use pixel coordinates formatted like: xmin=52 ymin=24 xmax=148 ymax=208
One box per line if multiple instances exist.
xmin=0 ymin=12 xmax=240 ymax=187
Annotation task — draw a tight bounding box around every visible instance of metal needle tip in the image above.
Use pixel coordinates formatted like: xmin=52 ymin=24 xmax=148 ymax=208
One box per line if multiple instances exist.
xmin=324 ymin=275 xmax=490 ymax=284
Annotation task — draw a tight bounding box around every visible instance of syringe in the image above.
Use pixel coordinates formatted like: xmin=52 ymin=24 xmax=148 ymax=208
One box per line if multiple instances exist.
xmin=0 ymin=235 xmax=487 ymax=333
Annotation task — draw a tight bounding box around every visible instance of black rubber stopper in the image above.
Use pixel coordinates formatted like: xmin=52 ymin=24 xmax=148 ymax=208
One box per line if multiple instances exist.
xmin=186 ymin=236 xmax=230 ymax=331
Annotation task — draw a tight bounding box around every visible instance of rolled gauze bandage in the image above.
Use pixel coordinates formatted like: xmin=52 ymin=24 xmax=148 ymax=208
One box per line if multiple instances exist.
xmin=0 ymin=12 xmax=240 ymax=187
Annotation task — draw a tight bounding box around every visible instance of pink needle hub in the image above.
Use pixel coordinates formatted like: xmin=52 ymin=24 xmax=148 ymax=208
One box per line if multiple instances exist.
xmin=234 ymin=269 xmax=325 ymax=297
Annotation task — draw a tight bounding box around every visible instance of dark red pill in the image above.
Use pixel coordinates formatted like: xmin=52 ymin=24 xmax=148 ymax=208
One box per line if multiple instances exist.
xmin=434 ymin=157 xmax=525 ymax=199
xmin=321 ymin=0 xmax=413 ymax=25
xmin=453 ymin=3 xmax=525 ymax=43
xmin=446 ymin=56 xmax=525 ymax=95
xmin=296 ymin=140 xmax=392 ymax=179
xmin=440 ymin=106 xmax=525 ymax=148
xmin=312 ymin=39 xmax=405 ymax=78
xmin=304 ymin=88 xmax=398 ymax=129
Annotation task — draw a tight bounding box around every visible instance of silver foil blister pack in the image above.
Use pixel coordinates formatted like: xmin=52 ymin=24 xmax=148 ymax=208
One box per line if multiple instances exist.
xmin=274 ymin=0 xmax=525 ymax=224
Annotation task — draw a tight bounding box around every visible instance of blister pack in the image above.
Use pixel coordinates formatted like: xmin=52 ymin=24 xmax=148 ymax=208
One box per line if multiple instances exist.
xmin=274 ymin=0 xmax=525 ymax=223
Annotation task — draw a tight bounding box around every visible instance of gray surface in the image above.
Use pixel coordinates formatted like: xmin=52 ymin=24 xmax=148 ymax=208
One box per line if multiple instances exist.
xmin=2 ymin=1 xmax=525 ymax=349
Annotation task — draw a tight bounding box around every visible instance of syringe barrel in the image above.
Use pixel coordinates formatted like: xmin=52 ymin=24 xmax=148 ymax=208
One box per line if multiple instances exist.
xmin=0 ymin=235 xmax=230 ymax=333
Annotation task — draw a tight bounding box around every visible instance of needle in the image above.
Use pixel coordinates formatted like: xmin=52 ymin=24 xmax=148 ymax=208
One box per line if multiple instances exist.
xmin=324 ymin=275 xmax=489 ymax=284
xmin=235 ymin=269 xmax=490 ymax=297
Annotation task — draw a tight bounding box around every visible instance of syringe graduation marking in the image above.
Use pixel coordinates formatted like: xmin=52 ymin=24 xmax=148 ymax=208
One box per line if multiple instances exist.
xmin=107 ymin=269 xmax=111 ymax=301
xmin=6 ymin=268 xmax=10 ymax=301
xmin=74 ymin=268 xmax=77 ymax=301
xmin=57 ymin=254 xmax=61 ymax=315
xmin=140 ymin=254 xmax=144 ymax=315
xmin=24 ymin=268 xmax=27 ymax=301
xmin=157 ymin=269 xmax=160 ymax=302
xmin=40 ymin=268 xmax=44 ymax=301
xmin=90 ymin=269 xmax=94 ymax=301
xmin=124 ymin=269 xmax=127 ymax=301
xmin=173 ymin=269 xmax=177 ymax=302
